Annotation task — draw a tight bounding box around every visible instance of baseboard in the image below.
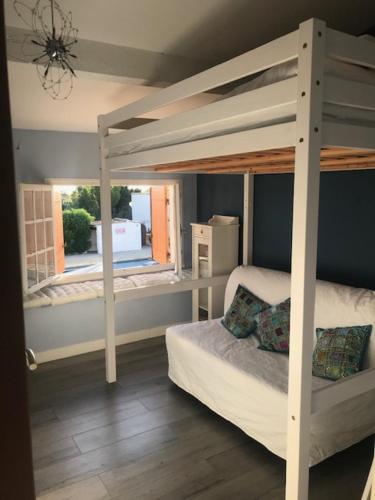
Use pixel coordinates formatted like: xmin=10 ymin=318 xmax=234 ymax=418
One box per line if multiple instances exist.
xmin=35 ymin=324 xmax=174 ymax=364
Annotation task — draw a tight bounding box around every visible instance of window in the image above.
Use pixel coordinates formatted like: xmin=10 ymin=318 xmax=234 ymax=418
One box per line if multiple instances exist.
xmin=19 ymin=179 xmax=182 ymax=292
xmin=20 ymin=184 xmax=57 ymax=292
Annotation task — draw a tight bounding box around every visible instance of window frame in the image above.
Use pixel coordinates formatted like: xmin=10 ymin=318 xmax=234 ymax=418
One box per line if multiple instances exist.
xmin=19 ymin=183 xmax=57 ymax=294
xmin=44 ymin=177 xmax=183 ymax=285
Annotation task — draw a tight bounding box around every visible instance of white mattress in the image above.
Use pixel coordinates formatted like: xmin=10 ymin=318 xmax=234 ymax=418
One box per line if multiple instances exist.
xmin=166 ymin=318 xmax=375 ymax=465
xmin=24 ymin=271 xmax=183 ymax=309
xmin=127 ymin=270 xmax=181 ymax=287
xmin=114 ymin=59 xmax=375 ymax=156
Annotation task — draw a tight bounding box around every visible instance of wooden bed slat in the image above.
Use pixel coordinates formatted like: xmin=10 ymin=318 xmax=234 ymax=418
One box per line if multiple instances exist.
xmin=152 ymin=147 xmax=375 ymax=174
xmin=207 ymin=154 xmax=375 ymax=174
xmin=207 ymin=162 xmax=375 ymax=174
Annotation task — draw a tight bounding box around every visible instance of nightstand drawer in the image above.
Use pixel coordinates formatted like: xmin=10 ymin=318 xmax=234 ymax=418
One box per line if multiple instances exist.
xmin=192 ymin=225 xmax=211 ymax=239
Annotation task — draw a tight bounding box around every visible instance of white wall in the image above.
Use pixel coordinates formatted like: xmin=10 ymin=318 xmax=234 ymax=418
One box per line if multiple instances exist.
xmin=131 ymin=192 xmax=151 ymax=231
xmin=96 ymin=221 xmax=142 ymax=254
xmin=24 ymin=293 xmax=192 ymax=354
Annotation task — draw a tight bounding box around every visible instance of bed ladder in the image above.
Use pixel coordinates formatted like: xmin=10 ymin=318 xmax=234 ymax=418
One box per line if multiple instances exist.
xmin=362 ymin=448 xmax=375 ymax=500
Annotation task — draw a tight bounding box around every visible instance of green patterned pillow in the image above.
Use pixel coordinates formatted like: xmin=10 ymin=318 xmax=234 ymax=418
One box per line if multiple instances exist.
xmin=255 ymin=298 xmax=291 ymax=353
xmin=312 ymin=325 xmax=372 ymax=381
xmin=222 ymin=284 xmax=270 ymax=338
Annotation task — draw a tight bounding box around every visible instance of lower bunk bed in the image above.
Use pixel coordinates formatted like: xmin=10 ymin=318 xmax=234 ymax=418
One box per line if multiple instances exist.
xmin=166 ymin=265 xmax=375 ymax=465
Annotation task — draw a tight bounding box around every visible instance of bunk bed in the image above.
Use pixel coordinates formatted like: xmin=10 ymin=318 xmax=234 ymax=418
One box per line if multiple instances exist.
xmin=97 ymin=18 xmax=375 ymax=500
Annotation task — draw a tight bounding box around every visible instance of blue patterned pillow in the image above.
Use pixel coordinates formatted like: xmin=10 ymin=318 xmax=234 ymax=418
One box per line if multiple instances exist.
xmin=222 ymin=284 xmax=270 ymax=338
xmin=255 ymin=298 xmax=291 ymax=353
xmin=312 ymin=325 xmax=372 ymax=380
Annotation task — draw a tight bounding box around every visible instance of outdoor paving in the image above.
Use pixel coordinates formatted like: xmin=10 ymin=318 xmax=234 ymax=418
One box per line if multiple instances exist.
xmin=65 ymin=246 xmax=152 ymax=269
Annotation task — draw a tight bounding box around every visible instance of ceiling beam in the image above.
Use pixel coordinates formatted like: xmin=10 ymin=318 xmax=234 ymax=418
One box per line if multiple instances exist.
xmin=5 ymin=26 xmax=209 ymax=87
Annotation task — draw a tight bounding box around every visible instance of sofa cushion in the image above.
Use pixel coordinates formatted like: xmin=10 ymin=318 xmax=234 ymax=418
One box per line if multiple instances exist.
xmin=222 ymin=284 xmax=270 ymax=338
xmin=256 ymin=298 xmax=291 ymax=352
xmin=224 ymin=266 xmax=375 ymax=368
xmin=312 ymin=325 xmax=372 ymax=380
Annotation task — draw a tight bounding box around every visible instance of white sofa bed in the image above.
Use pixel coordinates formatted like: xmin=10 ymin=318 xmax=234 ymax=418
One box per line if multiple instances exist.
xmin=166 ymin=265 xmax=375 ymax=465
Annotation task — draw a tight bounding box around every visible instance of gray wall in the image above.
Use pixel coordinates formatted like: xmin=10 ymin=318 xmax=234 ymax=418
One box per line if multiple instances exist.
xmin=13 ymin=129 xmax=196 ymax=266
xmin=13 ymin=130 xmax=100 ymax=183
xmin=14 ymin=129 xmax=196 ymax=353
xmin=25 ymin=293 xmax=191 ymax=352
xmin=197 ymin=171 xmax=375 ymax=291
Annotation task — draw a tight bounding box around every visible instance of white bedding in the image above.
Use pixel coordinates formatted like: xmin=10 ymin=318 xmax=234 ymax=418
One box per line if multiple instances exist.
xmin=24 ymin=272 xmax=182 ymax=309
xmin=166 ymin=265 xmax=375 ymax=465
xmin=167 ymin=318 xmax=375 ymax=466
xmin=127 ymin=270 xmax=181 ymax=287
xmin=114 ymin=59 xmax=375 ymax=156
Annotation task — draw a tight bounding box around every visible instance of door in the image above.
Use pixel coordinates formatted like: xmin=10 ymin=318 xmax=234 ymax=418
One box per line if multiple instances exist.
xmin=150 ymin=186 xmax=169 ymax=264
xmin=0 ymin=0 xmax=35 ymax=496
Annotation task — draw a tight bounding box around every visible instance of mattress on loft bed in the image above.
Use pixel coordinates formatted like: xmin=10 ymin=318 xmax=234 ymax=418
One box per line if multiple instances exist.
xmin=166 ymin=266 xmax=375 ymax=466
xmin=117 ymin=58 xmax=375 ymax=156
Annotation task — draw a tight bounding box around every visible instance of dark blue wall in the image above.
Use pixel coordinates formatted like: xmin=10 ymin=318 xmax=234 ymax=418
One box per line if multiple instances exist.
xmin=197 ymin=174 xmax=244 ymax=261
xmin=197 ymin=170 xmax=375 ymax=290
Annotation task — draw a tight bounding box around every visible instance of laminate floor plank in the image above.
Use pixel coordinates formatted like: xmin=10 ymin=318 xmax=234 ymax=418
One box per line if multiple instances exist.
xmin=73 ymin=401 xmax=205 ymax=454
xmin=190 ymin=464 xmax=284 ymax=500
xmin=33 ymin=436 xmax=81 ymax=470
xmin=31 ymin=350 xmax=166 ymax=393
xmin=36 ymin=476 xmax=110 ymax=500
xmin=138 ymin=384 xmax=192 ymax=411
xmin=34 ymin=411 xmax=219 ymax=494
xmin=110 ymin=460 xmax=215 ymax=500
xmin=53 ymin=376 xmax=171 ymax=421
xmin=29 ymin=337 xmax=373 ymax=500
xmin=32 ymin=399 xmax=147 ymax=448
xmin=100 ymin=418 xmax=246 ymax=497
xmin=30 ymin=408 xmax=59 ymax=429
xmin=162 ymin=441 xmax=284 ymax=500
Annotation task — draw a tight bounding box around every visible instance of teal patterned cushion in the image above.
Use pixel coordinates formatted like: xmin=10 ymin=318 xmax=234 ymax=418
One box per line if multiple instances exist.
xmin=255 ymin=298 xmax=291 ymax=353
xmin=312 ymin=325 xmax=372 ymax=380
xmin=222 ymin=284 xmax=270 ymax=338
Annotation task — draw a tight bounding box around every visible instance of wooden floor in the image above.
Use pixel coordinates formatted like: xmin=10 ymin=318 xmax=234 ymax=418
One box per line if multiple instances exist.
xmin=29 ymin=336 xmax=373 ymax=500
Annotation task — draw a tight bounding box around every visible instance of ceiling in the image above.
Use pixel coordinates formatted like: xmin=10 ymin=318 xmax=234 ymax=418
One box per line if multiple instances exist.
xmin=5 ymin=0 xmax=375 ymax=63
xmin=8 ymin=62 xmax=217 ymax=132
xmin=5 ymin=0 xmax=375 ymax=132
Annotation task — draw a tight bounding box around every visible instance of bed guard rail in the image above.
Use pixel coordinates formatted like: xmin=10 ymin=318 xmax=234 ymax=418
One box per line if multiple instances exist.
xmin=311 ymin=367 xmax=375 ymax=414
xmin=115 ymin=273 xmax=230 ymax=303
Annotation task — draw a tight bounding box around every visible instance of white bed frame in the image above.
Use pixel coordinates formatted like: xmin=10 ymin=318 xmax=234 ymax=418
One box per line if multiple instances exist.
xmin=97 ymin=19 xmax=375 ymax=499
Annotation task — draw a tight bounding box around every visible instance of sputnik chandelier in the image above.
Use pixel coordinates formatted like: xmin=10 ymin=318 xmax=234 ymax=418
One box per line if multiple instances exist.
xmin=13 ymin=0 xmax=78 ymax=99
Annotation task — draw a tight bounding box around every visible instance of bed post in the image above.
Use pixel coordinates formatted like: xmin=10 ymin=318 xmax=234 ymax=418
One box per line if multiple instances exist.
xmin=98 ymin=118 xmax=117 ymax=383
xmin=285 ymin=18 xmax=325 ymax=500
xmin=243 ymin=173 xmax=254 ymax=266
xmin=174 ymin=181 xmax=183 ymax=277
